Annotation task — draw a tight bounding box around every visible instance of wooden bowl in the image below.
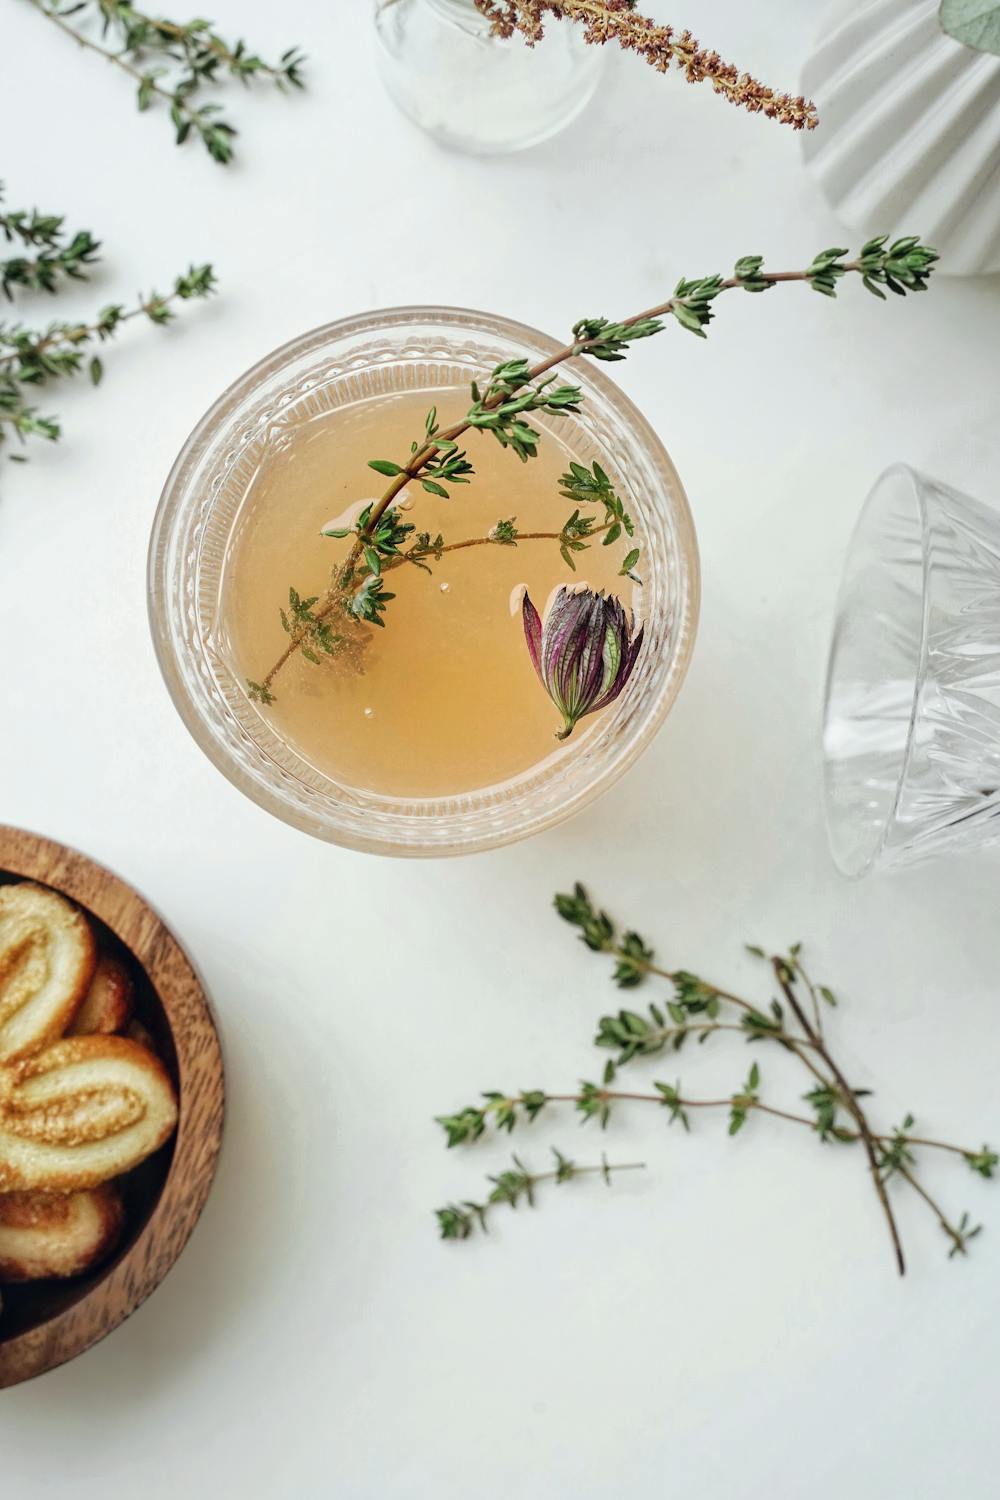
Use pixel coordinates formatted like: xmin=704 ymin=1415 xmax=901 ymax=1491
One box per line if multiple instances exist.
xmin=0 ymin=826 xmax=224 ymax=1388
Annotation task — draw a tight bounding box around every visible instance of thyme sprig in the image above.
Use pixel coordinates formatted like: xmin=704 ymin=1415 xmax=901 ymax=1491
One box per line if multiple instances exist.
xmin=0 ymin=258 xmax=216 ymax=460
xmin=437 ymin=1073 xmax=992 ymax=1169
xmin=280 ymin=587 xmax=345 ymax=663
xmin=255 ymin=235 xmax=938 ymax=703
xmin=435 ymin=1148 xmax=645 ymax=1240
xmin=30 ymin=0 xmax=305 ymax=163
xmin=434 ymin=884 xmax=994 ymax=1270
xmin=0 ymin=185 xmax=100 ymax=301
xmin=474 ymin=3 xmax=819 ymax=130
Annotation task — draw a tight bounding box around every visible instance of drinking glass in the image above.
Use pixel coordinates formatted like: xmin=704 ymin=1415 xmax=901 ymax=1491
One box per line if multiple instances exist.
xmin=822 ymin=463 xmax=1000 ymax=876
xmin=373 ymin=0 xmax=605 ymax=154
xmin=148 ymin=307 xmax=699 ymax=857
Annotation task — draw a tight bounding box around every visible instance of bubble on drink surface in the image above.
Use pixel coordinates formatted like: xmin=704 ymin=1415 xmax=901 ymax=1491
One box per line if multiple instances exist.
xmin=363 ymin=707 xmax=374 ymax=719
xmin=320 ymin=499 xmax=380 ymax=535
xmin=439 ymin=582 xmax=450 ymax=594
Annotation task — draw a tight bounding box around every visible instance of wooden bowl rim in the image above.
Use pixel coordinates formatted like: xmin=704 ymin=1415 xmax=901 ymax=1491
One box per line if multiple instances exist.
xmin=0 ymin=825 xmax=224 ymax=1389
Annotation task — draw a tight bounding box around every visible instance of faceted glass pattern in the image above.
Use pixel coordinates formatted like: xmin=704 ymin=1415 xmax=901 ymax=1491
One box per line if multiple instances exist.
xmin=823 ymin=464 xmax=1000 ymax=876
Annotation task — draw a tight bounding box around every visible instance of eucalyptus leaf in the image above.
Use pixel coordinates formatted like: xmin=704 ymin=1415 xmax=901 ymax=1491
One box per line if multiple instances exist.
xmin=940 ymin=0 xmax=1000 ymax=55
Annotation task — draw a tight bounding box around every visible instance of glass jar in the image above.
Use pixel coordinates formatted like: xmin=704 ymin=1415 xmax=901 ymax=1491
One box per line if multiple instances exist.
xmin=373 ymin=0 xmax=605 ymax=154
xmin=822 ymin=463 xmax=1000 ymax=876
xmin=148 ymin=307 xmax=699 ymax=857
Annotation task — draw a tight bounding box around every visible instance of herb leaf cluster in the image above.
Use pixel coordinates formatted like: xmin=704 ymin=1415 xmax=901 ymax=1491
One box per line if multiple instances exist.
xmin=433 ymin=884 xmax=994 ymax=1269
xmin=1 ymin=191 xmax=100 ymax=301
xmin=0 ymin=186 xmax=215 ymax=466
xmin=31 ymin=0 xmax=305 ymax=163
xmin=435 ymin=1148 xmax=645 ymax=1240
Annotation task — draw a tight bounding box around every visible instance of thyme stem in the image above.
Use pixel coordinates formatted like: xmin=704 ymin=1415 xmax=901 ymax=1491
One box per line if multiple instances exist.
xmin=259 ymin=258 xmax=865 ymax=693
xmin=1 ymin=251 xmax=215 ymax=459
xmin=30 ymin=0 xmax=203 ymax=131
xmin=436 ymin=1150 xmax=646 ymax=1240
xmin=897 ymin=1165 xmax=972 ymax=1257
xmin=462 ymin=1090 xmax=986 ymax=1160
xmin=772 ymin=957 xmax=906 ymax=1277
xmin=358 ymin=265 xmax=856 ymax=546
xmin=541 ymin=1091 xmax=818 ymax=1126
xmin=0 ymin=283 xmax=202 ymax=373
xmin=126 ymin=10 xmax=291 ymax=78
xmin=29 ymin=0 xmax=304 ymax=162
xmin=255 ymin=236 xmax=936 ymax=700
xmin=384 ymin=522 xmax=615 ymax=575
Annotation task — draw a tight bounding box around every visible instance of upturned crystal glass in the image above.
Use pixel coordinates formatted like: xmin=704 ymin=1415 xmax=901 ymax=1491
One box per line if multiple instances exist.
xmin=148 ymin=307 xmax=699 ymax=857
xmin=823 ymin=463 xmax=1000 ymax=876
xmin=373 ymin=0 xmax=605 ymax=154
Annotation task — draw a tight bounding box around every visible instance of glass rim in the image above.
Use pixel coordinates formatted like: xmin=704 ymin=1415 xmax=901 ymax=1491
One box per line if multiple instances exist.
xmin=148 ymin=304 xmax=700 ymax=856
xmin=821 ymin=461 xmax=931 ymax=878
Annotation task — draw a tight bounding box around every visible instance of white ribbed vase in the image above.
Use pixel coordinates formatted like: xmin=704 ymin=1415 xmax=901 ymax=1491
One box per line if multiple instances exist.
xmin=801 ymin=0 xmax=1000 ymax=275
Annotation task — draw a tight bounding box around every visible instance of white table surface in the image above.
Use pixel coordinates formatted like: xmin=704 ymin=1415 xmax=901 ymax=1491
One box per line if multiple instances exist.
xmin=2 ymin=2 xmax=999 ymax=1494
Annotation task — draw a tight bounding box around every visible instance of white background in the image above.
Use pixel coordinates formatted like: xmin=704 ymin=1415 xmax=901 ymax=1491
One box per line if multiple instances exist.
xmin=2 ymin=2 xmax=999 ymax=1495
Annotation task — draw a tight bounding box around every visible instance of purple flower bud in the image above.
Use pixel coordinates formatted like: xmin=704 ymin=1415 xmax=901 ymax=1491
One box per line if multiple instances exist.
xmin=522 ymin=586 xmax=645 ymax=740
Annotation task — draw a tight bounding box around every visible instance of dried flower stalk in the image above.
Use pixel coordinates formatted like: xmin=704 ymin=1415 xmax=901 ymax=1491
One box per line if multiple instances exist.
xmin=475 ymin=0 xmax=819 ymax=130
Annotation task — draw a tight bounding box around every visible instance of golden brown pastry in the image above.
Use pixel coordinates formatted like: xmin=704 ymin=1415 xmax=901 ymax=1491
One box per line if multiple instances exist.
xmin=68 ymin=954 xmax=134 ymax=1037
xmin=0 ymin=1185 xmax=124 ymax=1281
xmin=0 ymin=883 xmax=96 ymax=1062
xmin=0 ymin=1035 xmax=178 ymax=1193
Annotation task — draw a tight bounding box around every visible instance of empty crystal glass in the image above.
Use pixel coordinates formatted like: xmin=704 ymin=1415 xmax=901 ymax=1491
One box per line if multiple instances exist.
xmin=823 ymin=464 xmax=1000 ymax=876
xmin=373 ymin=0 xmax=605 ymax=154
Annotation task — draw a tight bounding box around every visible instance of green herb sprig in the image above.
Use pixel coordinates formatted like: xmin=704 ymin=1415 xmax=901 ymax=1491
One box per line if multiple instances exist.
xmin=434 ymin=884 xmax=994 ymax=1271
xmin=435 ymin=1148 xmax=645 ymax=1240
xmin=0 ymin=223 xmax=216 ymax=463
xmin=29 ymin=0 xmax=305 ymax=163
xmin=1 ymin=186 xmax=101 ymax=301
xmin=255 ymin=235 xmax=938 ymax=704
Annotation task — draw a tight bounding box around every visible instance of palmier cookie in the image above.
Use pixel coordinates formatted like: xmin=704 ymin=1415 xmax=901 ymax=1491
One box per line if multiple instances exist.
xmin=0 ymin=1185 xmax=124 ymax=1282
xmin=0 ymin=883 xmax=96 ymax=1062
xmin=0 ymin=1035 xmax=178 ymax=1194
xmin=68 ymin=954 xmax=134 ymax=1037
